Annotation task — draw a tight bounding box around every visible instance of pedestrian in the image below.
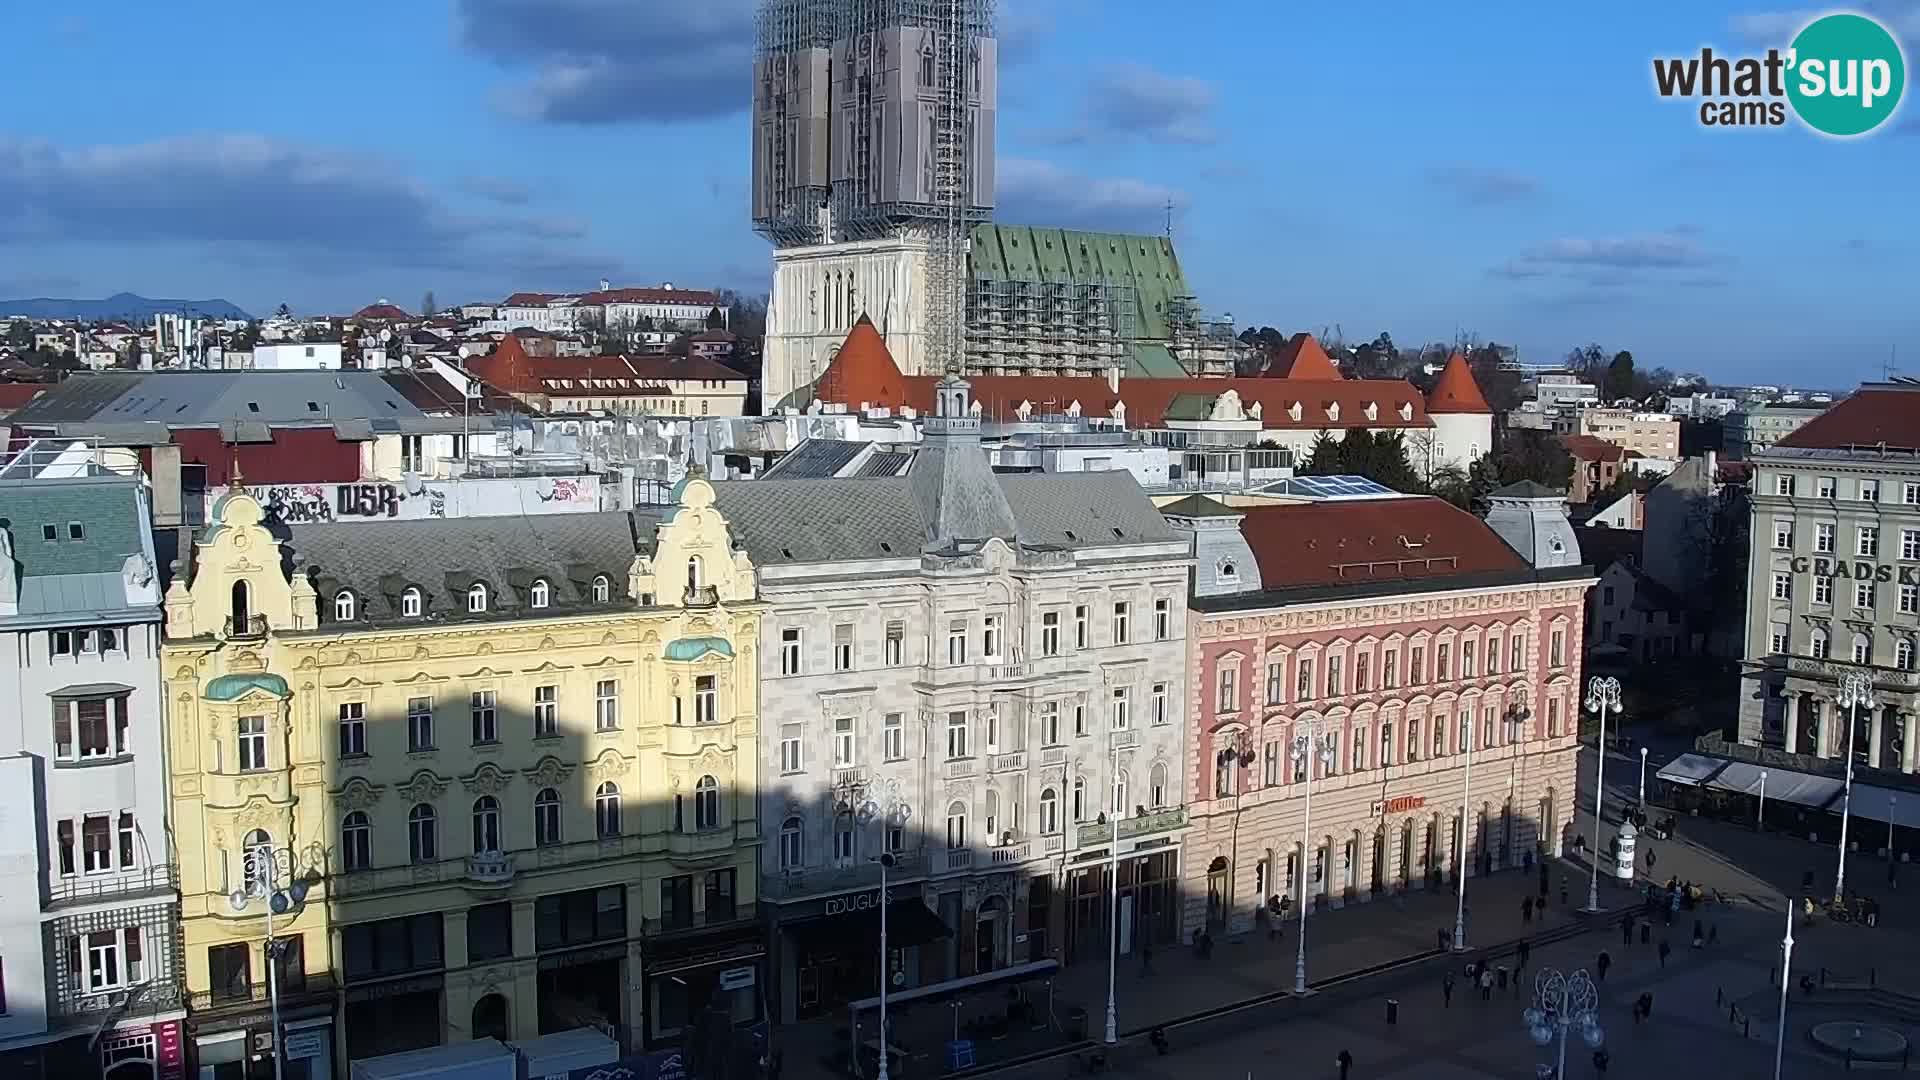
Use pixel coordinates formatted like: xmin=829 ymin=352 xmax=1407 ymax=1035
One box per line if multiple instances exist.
xmin=1691 ymin=920 xmax=1704 ymax=949
xmin=1621 ymin=915 xmax=1633 ymax=945
xmin=1438 ymin=926 xmax=1449 ymax=951
xmin=1596 ymin=949 xmax=1612 ymax=982
xmin=1442 ymin=970 xmax=1455 ymax=1008
xmin=1525 ymin=849 xmax=1535 ymax=874
xmin=1497 ymin=964 xmax=1509 ymax=992
xmin=1658 ymin=940 xmax=1671 ymax=969
xmin=1708 ymin=923 xmax=1719 ymax=946
xmin=1646 ymin=847 xmax=1657 ymax=872
xmin=1140 ymin=942 xmax=1155 ymax=975
xmin=1594 ymin=1047 xmax=1611 ymax=1074
xmin=1640 ymin=922 xmax=1650 ymax=945
xmin=1641 ymin=990 xmax=1655 ymax=1019
xmin=1631 ymin=995 xmax=1644 ymax=1024
xmin=1337 ymin=1048 xmax=1353 ymax=1080
xmin=1561 ymin=875 xmax=1570 ymax=907
xmin=1479 ymin=966 xmax=1494 ymax=1001
xmin=1517 ymin=939 xmax=1531 ymax=974
xmin=1523 ymin=895 xmax=1534 ymax=923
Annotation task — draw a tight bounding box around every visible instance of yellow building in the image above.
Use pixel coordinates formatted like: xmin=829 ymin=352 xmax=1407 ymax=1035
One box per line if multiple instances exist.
xmin=161 ymin=475 xmax=764 ymax=1078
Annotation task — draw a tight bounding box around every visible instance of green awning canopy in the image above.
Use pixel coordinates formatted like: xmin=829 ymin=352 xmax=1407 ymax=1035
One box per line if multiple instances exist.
xmin=204 ymin=672 xmax=291 ymax=702
xmin=664 ymin=636 xmax=734 ymax=662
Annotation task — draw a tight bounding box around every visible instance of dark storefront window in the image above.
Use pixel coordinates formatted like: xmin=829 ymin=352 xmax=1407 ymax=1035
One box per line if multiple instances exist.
xmin=274 ymin=934 xmax=306 ymax=993
xmin=468 ymin=902 xmax=514 ymax=962
xmin=1025 ymin=875 xmax=1052 ymax=962
xmin=536 ymin=886 xmax=626 ymax=951
xmin=209 ymin=942 xmax=251 ymax=1002
xmin=1066 ymin=851 xmax=1178 ymax=963
xmin=343 ymin=913 xmax=443 ymax=982
xmin=705 ymin=869 xmax=737 ymax=922
xmin=660 ymin=876 xmax=695 ymax=931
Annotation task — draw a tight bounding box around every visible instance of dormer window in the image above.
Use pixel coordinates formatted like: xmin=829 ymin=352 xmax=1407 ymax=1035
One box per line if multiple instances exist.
xmin=1218 ymin=558 xmax=1239 ymax=583
xmin=334 ymin=590 xmax=356 ymax=621
xmin=467 ymin=583 xmax=489 ymax=613
xmin=1326 ymin=402 xmax=1340 ymax=423
xmin=591 ymin=575 xmax=611 ymax=603
xmin=1399 ymin=402 xmax=1414 ymax=421
xmin=1288 ymin=402 xmax=1303 ymax=423
xmin=1364 ymin=401 xmax=1378 ymax=422
xmin=401 ymin=587 xmax=423 ymax=617
xmin=530 ymin=579 xmax=551 ymax=609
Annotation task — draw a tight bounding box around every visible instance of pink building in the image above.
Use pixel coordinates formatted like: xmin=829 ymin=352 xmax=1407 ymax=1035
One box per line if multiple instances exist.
xmin=1162 ymin=484 xmax=1596 ymax=937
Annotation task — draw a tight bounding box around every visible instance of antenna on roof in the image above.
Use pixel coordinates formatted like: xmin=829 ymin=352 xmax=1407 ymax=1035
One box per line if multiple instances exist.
xmin=1164 ymin=198 xmax=1174 ymax=241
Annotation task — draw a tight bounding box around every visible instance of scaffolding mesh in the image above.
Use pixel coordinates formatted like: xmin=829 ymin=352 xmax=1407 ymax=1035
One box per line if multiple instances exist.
xmin=964 ymin=278 xmax=1136 ymax=376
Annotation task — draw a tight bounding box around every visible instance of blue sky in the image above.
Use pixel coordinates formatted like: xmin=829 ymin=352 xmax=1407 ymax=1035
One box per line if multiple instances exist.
xmin=1 ymin=1 xmax=1915 ymax=387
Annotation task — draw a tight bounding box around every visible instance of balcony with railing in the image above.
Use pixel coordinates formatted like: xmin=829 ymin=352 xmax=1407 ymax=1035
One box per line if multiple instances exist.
xmin=684 ymin=584 xmax=719 ymax=608
xmin=46 ymin=865 xmax=178 ymax=909
xmin=466 ymin=851 xmax=514 ymax=886
xmin=224 ymin=613 xmax=269 ymax=640
xmin=1075 ymin=805 xmax=1189 ymax=849
xmin=763 ymin=848 xmax=928 ymax=901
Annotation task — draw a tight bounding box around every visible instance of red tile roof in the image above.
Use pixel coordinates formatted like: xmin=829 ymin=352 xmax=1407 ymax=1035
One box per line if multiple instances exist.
xmin=1261 ymin=333 xmax=1343 ymax=379
xmin=501 ymin=292 xmax=565 ymax=307
xmin=350 ymin=302 xmax=411 ymax=322
xmin=807 ymin=323 xmax=1430 ymax=429
xmin=584 ymin=286 xmax=723 ymax=307
xmin=1561 ymin=434 xmax=1627 ymax=462
xmin=1238 ymin=496 xmax=1528 ymax=590
xmin=0 ymin=383 xmax=48 ymax=410
xmin=1425 ymin=353 xmax=1492 ymax=414
xmin=469 ymin=335 xmax=745 ymax=397
xmin=1776 ymin=386 xmax=1920 ymax=452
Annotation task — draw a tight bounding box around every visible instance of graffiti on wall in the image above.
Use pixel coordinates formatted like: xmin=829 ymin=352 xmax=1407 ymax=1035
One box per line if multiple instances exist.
xmin=211 ymin=475 xmax=597 ymax=524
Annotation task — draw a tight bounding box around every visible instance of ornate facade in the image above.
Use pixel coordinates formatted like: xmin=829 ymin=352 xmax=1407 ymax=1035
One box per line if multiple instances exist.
xmin=162 ymin=475 xmax=764 ymax=1076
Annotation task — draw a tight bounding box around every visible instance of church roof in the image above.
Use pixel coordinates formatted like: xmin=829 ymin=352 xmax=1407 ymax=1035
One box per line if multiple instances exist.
xmin=1261 ymin=333 xmax=1343 ymax=380
xmin=1489 ymin=480 xmax=1565 ymax=500
xmin=818 ymin=315 xmax=912 ymax=410
xmin=1425 ymin=353 xmax=1492 ymax=414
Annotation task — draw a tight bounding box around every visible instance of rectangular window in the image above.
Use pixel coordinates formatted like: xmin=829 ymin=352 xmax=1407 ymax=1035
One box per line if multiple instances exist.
xmin=1407 ymin=719 xmax=1421 ymax=761
xmin=660 ymin=876 xmax=695 ymax=931
xmin=1774 ymin=519 xmax=1794 ymax=549
xmin=947 ymin=620 xmax=968 ymax=665
xmin=694 ymin=675 xmax=717 ymax=724
xmin=1411 ymin=646 xmax=1426 ymax=683
xmin=780 ymin=627 xmax=803 ymax=675
xmin=1859 ymin=526 xmax=1880 ymax=558
xmin=1436 ymin=643 xmax=1451 ymax=680
xmin=1152 ymin=682 xmax=1168 ymax=726
xmin=1355 ymin=651 xmax=1371 ymax=690
xmin=1861 ymin=479 xmax=1881 ymax=502
xmin=471 ymin=690 xmax=498 ymax=744
xmin=1461 ymin=641 xmax=1476 ymax=678
xmin=1548 ymin=697 xmax=1562 ymax=737
xmin=779 ymin=733 xmax=802 ymax=773
xmin=1297 ymin=657 xmax=1314 ymax=701
xmin=118 ymin=811 xmax=135 ymax=868
xmin=237 ymin=716 xmax=267 ymax=771
xmin=1041 ymin=611 xmax=1061 ymax=656
xmin=1110 ymin=687 xmax=1130 ymax=730
xmin=337 ymin=702 xmax=366 ymax=757
xmin=533 ymin=685 xmax=557 ymax=737
xmin=833 ymin=717 xmax=855 ymax=767
xmin=1040 ymin=701 xmax=1060 ymax=746
xmin=983 ymin=614 xmax=1002 ymax=659
xmin=1510 ymin=635 xmax=1525 ymax=672
xmin=1326 ymin=655 xmax=1343 ymax=696
xmin=1818 ymin=476 xmax=1836 ymax=499
xmin=1904 ymin=529 xmax=1920 ymax=561
xmin=1486 ymin=638 xmax=1501 ymax=675
xmin=1772 ymin=572 xmax=1793 ymax=601
xmin=884 ymin=712 xmax=905 ymax=760
xmin=1264 ymin=741 xmax=1280 ymax=786
xmin=407 ymin=696 xmax=434 ymax=751
xmin=1906 ymin=482 xmax=1920 ymax=506
xmin=1815 ymin=575 xmax=1833 ymax=605
xmin=1902 ymin=584 xmax=1919 ymax=614
xmin=946 ymin=711 xmax=969 ymax=759
xmin=1154 ymin=598 xmax=1171 ymax=640
xmin=57 ymin=819 xmax=75 ymax=876
xmin=832 ymin=623 xmax=853 ymax=671
xmin=1774 ymin=474 xmax=1794 ymax=496
xmin=83 ymin=815 xmax=112 ymax=873
xmin=595 ymin=679 xmax=619 ymax=730
xmin=1769 ymin=622 xmax=1790 ymax=654
xmin=1816 ymin=522 xmax=1835 ymax=553
xmin=1384 ymin=650 xmax=1399 ymax=688
xmin=1112 ymin=602 xmax=1130 ymax=644
xmin=1550 ymin=630 xmax=1565 ymax=667
xmin=1074 ymin=605 xmax=1089 ymax=649
xmin=1351 ymin=729 xmax=1366 ymax=772
xmin=1266 ymin=661 xmax=1284 ymax=703
xmin=884 ymin=620 xmax=905 ymax=665
xmin=1216 ymin=667 xmax=1237 ymax=712
xmin=705 ymin=868 xmax=737 ymax=922
xmin=1856 ymin=580 xmax=1875 ymax=609
xmin=1074 ymin=703 xmax=1088 ymax=738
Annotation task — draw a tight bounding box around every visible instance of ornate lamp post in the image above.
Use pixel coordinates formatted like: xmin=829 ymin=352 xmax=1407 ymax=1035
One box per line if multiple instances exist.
xmin=229 ymin=846 xmax=311 ymax=1080
xmin=1290 ymin=714 xmax=1337 ymax=994
xmin=1103 ymin=733 xmax=1124 ymax=1045
xmin=1835 ymin=671 xmax=1875 ymax=904
xmin=1637 ymin=746 xmax=1649 ymax=810
xmin=1583 ymin=676 xmax=1623 ymax=912
xmin=1524 ymin=967 xmax=1603 ymax=1080
xmin=1452 ymin=706 xmax=1476 ymax=951
xmin=855 ymin=784 xmax=909 ymax=1080
xmin=1773 ymin=892 xmax=1795 ymax=1080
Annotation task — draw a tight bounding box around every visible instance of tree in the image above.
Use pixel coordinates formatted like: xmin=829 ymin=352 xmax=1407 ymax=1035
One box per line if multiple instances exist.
xmin=421 ymin=290 xmax=437 ymax=316
xmin=4 ymin=320 xmax=32 ymax=347
xmin=1299 ymin=429 xmax=1424 ymax=492
xmin=1604 ymin=351 xmax=1637 ymax=402
xmin=705 ymin=305 xmax=726 ymax=331
xmin=668 ymin=333 xmax=693 ymax=358
xmin=274 ymin=302 xmax=292 ymax=319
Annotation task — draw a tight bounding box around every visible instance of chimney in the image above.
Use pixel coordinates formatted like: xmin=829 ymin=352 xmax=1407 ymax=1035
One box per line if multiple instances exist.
xmin=1106 ymin=366 xmax=1122 ymax=394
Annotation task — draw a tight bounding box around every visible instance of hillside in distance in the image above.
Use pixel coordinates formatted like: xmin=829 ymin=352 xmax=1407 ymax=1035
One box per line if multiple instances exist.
xmin=0 ymin=292 xmax=253 ymax=321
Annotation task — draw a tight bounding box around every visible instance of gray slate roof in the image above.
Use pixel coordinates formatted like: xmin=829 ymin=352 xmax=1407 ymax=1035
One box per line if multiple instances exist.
xmin=761 ymin=438 xmax=868 ymax=479
xmin=6 ymin=370 xmax=449 ymax=430
xmin=288 ymin=510 xmax=660 ymax=625
xmin=1 ymin=476 xmax=152 ymax=618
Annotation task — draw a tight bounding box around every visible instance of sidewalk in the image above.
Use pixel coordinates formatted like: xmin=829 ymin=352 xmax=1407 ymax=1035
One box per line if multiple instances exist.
xmin=780 ymin=856 xmax=1636 ymax=1079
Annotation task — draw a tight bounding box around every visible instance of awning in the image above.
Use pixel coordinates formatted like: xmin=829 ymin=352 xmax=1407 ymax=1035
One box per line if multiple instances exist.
xmin=786 ymin=900 xmax=951 ymax=954
xmin=1654 ymin=753 xmax=1727 ymax=787
xmin=1706 ymin=762 xmax=1844 ymax=809
xmin=848 ymin=958 xmax=1061 ymax=1014
xmin=1840 ymin=785 xmax=1920 ymax=829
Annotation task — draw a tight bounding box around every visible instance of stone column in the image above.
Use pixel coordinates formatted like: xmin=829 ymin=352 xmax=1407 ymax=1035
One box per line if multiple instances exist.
xmin=1784 ymin=692 xmax=1801 ymax=755
xmin=1816 ymin=698 xmax=1832 ymax=759
xmin=440 ymin=909 xmax=471 ymax=1045
xmin=510 ymin=898 xmax=541 ymax=1041
xmin=1869 ymin=707 xmax=1886 ymax=769
xmin=1903 ymin=711 xmax=1918 ymax=774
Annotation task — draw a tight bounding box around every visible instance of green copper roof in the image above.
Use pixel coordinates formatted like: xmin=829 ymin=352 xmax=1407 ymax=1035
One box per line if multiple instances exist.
xmin=205 ymin=672 xmax=290 ymax=702
xmin=664 ymin=636 xmax=733 ymax=661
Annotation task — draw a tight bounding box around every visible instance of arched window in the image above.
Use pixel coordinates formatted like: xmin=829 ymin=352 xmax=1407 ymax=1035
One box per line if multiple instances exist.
xmin=334 ymin=590 xmax=356 ymax=621
xmin=1852 ymin=633 xmax=1872 ymax=665
xmin=1071 ymin=775 xmax=1086 ymax=821
xmin=534 ymin=788 xmax=561 ymax=846
xmin=591 ymin=575 xmax=611 ymax=603
xmin=242 ymin=829 xmax=272 ymax=890
xmin=946 ymin=800 xmax=968 ymax=848
xmin=595 ymin=782 xmax=621 ymax=838
xmin=230 ymin=579 xmax=251 ymax=632
xmin=833 ymin=811 xmax=855 ymax=862
xmin=687 ymin=556 xmax=704 ymax=592
xmin=1113 ymin=769 xmax=1130 ymax=817
xmin=694 ymin=776 xmax=721 ymax=830
xmin=408 ymin=804 xmax=437 ymax=864
xmin=401 ymin=586 xmax=423 ymax=617
xmin=1039 ymin=787 xmax=1059 ymax=834
xmin=1899 ymin=638 xmax=1915 ymax=671
xmin=1149 ymin=762 xmax=1169 ymax=808
xmin=341 ymin=812 xmax=371 ymax=872
xmin=472 ymin=796 xmax=501 ymax=853
xmin=779 ymin=815 xmax=803 ymax=869
xmin=529 ymin=579 xmax=550 ymax=610
xmin=467 ymin=582 xmax=489 ymax=613
xmin=1811 ymin=627 xmax=1830 ymax=659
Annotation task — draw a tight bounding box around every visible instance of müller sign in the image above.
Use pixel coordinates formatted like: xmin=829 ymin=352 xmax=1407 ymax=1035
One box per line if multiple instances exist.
xmin=1789 ymin=557 xmax=1920 ymax=585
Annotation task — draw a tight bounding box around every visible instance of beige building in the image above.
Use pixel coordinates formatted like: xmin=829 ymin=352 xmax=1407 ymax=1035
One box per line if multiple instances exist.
xmin=470 ymin=335 xmax=750 ymax=418
xmin=162 ymin=476 xmax=765 ymax=1075
xmin=1576 ymin=408 xmax=1680 ymax=459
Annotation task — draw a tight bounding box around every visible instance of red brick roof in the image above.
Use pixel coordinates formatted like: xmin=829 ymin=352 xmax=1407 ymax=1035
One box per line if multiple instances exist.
xmin=350 ymin=302 xmax=411 ymax=322
xmin=807 ymin=323 xmax=1430 ymax=429
xmin=1561 ymin=434 xmax=1626 ymax=462
xmin=1238 ymin=496 xmax=1528 ymax=590
xmin=1261 ymin=333 xmax=1343 ymax=379
xmin=1425 ymin=353 xmax=1492 ymax=414
xmin=584 ymin=286 xmax=722 ymax=307
xmin=469 ymin=335 xmax=744 ymax=397
xmin=1776 ymin=386 xmax=1920 ymax=452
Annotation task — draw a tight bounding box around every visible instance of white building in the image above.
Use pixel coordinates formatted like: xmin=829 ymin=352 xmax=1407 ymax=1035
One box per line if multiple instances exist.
xmin=1531 ymin=374 xmax=1599 ymax=413
xmin=0 ymin=460 xmax=184 ymax=1078
xmin=712 ymin=377 xmax=1193 ymax=1023
xmin=252 ymin=341 xmax=345 ymax=370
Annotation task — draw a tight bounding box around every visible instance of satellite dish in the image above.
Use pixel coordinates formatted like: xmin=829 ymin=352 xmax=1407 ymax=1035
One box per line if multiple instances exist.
xmin=228 ymin=889 xmax=250 ymax=912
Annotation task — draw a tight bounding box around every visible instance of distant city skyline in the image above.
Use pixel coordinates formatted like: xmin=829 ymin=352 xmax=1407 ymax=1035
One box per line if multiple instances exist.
xmin=0 ymin=1 xmax=1915 ymax=385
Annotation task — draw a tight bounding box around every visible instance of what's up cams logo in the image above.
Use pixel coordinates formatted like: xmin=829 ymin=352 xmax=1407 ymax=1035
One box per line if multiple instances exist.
xmin=1653 ymin=11 xmax=1906 ymax=136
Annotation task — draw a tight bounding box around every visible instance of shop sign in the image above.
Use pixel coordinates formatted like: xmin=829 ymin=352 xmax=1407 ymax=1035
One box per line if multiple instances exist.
xmin=155 ymin=1019 xmax=186 ymax=1080
xmin=1371 ymin=795 xmax=1427 ymax=816
xmin=819 ymin=888 xmax=888 ymax=917
xmin=718 ymin=966 xmax=756 ymax=992
xmin=565 ymin=1049 xmax=685 ymax=1080
xmin=284 ymin=1031 xmax=326 ymax=1061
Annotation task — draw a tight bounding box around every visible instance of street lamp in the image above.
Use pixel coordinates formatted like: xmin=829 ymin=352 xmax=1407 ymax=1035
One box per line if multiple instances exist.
xmin=1583 ymin=676 xmax=1623 ymax=912
xmin=1757 ymin=768 xmax=1768 ymax=832
xmin=1637 ymin=746 xmax=1649 ymax=810
xmin=1523 ymin=967 xmax=1603 ymax=1080
xmin=1103 ymin=735 xmax=1124 ymax=1045
xmin=228 ymin=846 xmax=311 ymax=1080
xmin=1773 ymin=893 xmax=1795 ymax=1080
xmin=1290 ymin=714 xmax=1337 ymax=994
xmin=1452 ymin=707 xmax=1477 ymax=952
xmin=1834 ymin=671 xmax=1875 ymax=904
xmin=855 ymin=787 xmax=909 ymax=1080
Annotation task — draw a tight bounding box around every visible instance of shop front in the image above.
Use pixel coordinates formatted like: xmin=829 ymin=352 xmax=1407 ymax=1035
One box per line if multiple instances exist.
xmin=1064 ymin=846 xmax=1181 ymax=965
xmin=192 ymin=990 xmax=336 ymax=1080
xmin=769 ymin=887 xmax=952 ymax=1024
xmin=641 ymin=923 xmax=769 ymax=1050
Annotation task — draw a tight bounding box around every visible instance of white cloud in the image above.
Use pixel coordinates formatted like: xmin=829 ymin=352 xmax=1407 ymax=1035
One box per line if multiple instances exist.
xmin=1037 ymin=63 xmax=1220 ymax=146
xmin=996 ymin=158 xmax=1184 ymax=233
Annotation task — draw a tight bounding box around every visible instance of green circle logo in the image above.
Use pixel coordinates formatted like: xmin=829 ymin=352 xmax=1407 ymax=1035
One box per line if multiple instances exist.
xmin=1786 ymin=13 xmax=1906 ymax=136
